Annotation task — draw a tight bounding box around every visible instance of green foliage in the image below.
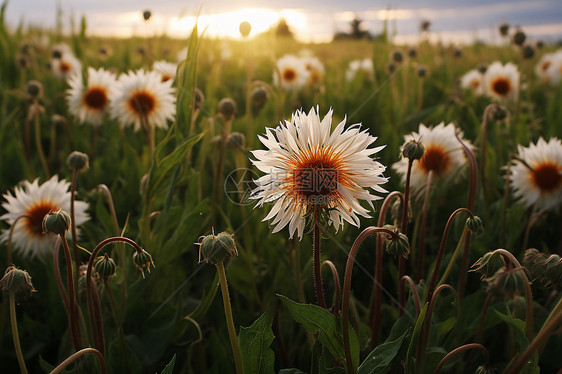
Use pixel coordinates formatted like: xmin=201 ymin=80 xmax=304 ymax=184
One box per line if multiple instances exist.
xmin=239 ymin=308 xmax=275 ymax=374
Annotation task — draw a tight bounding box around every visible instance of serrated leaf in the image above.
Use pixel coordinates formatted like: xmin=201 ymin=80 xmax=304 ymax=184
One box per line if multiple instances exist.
xmin=239 ymin=309 xmax=275 ymax=374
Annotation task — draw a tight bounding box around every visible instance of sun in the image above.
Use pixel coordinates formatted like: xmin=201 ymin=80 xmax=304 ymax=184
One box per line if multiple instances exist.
xmin=169 ymin=8 xmax=306 ymax=39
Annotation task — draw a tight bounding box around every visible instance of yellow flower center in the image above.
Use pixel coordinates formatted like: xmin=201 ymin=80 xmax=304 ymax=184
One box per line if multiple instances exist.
xmin=128 ymin=90 xmax=156 ymax=117
xmin=532 ymin=162 xmax=562 ymax=192
xmin=419 ymin=145 xmax=449 ymax=175
xmin=83 ymin=87 xmax=108 ymax=110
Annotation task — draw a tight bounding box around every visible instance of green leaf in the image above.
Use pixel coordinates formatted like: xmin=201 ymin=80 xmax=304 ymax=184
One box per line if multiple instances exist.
xmin=358 ymin=329 xmax=408 ymax=374
xmin=239 ymin=309 xmax=276 ymax=374
xmin=495 ymin=310 xmax=539 ymax=373
xmin=161 ymin=354 xmax=177 ymax=374
xmin=278 ymin=294 xmax=350 ymax=365
xmin=405 ymin=303 xmax=428 ymax=373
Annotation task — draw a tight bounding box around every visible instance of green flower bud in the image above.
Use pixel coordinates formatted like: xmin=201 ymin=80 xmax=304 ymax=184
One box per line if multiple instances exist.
xmin=466 ymin=216 xmax=484 ymax=236
xmin=492 ymin=106 xmax=508 ymax=121
xmin=239 ymin=21 xmax=252 ymax=37
xmin=94 ymin=253 xmax=117 ymax=281
xmin=386 ymin=62 xmax=396 ymax=74
xmin=408 ymin=47 xmax=417 ymax=58
xmin=416 ymin=65 xmax=428 ymax=78
xmin=383 ymin=227 xmax=410 ymax=259
xmin=402 ymin=139 xmax=425 ymax=160
xmin=499 ymin=23 xmax=510 ymax=37
xmin=132 ymin=249 xmax=155 ymax=278
xmin=522 ymin=44 xmax=535 ymax=59
xmin=420 ymin=20 xmax=431 ymax=32
xmin=42 ymin=209 xmax=71 ymax=236
xmin=487 ymin=267 xmax=526 ymax=299
xmin=542 ymin=254 xmax=562 ymax=285
xmin=512 ymin=30 xmax=526 ymax=46
xmin=197 ymin=231 xmax=238 ymax=265
xmin=391 ymin=50 xmax=404 ymax=64
xmin=0 ymin=265 xmax=36 ymax=299
xmin=218 ymin=98 xmax=237 ymax=121
xmin=471 ymin=251 xmax=506 ymax=279
xmin=478 ymin=64 xmax=488 ymax=74
xmin=66 ymin=151 xmax=89 ymax=173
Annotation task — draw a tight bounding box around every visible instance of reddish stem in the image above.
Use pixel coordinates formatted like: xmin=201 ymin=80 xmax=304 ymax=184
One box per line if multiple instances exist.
xmin=60 ymin=235 xmax=82 ymax=350
xmin=401 ymin=275 xmax=422 ymax=315
xmin=434 ymin=343 xmax=490 ymax=374
xmin=321 ymin=260 xmax=341 ymax=317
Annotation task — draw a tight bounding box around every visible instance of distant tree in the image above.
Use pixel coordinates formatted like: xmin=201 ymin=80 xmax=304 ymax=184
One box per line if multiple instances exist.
xmin=275 ymin=18 xmax=294 ymax=38
xmin=334 ymin=16 xmax=372 ymax=40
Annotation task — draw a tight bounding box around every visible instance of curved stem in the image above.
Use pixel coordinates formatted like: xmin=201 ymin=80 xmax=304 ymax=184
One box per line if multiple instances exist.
xmin=85 ymin=237 xmax=144 ymax=356
xmin=401 ymin=275 xmax=422 ymax=315
xmin=216 ymin=262 xmax=243 ymax=374
xmin=49 ymin=348 xmax=106 ymax=374
xmin=343 ymin=226 xmax=397 ymax=374
xmin=32 ymin=101 xmax=50 ymax=178
xmin=60 ymin=235 xmax=82 ymax=350
xmin=9 ymin=292 xmax=28 ymax=374
xmin=492 ymin=249 xmax=534 ymax=340
xmin=7 ymin=215 xmax=31 ymax=267
xmin=313 ymin=217 xmax=326 ymax=309
xmin=96 ymin=185 xmax=120 ymax=236
xmin=321 ymin=260 xmax=341 ymax=317
xmin=70 ymin=169 xmax=81 ymax=279
xmin=434 ymin=343 xmax=489 ymax=374
xmin=426 ymin=208 xmax=474 ymax=302
xmin=416 ymin=170 xmax=433 ymax=281
xmin=399 ymin=160 xmax=414 ymax=315
xmin=370 ymin=191 xmax=403 ymax=346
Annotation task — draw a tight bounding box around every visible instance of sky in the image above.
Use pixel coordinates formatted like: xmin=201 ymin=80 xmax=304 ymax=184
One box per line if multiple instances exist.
xmin=4 ymin=0 xmax=562 ymax=44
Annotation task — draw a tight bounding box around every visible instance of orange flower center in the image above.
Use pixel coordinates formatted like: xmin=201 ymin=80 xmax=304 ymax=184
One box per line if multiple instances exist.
xmin=282 ymin=68 xmax=297 ymax=82
xmin=161 ymin=74 xmax=172 ymax=83
xmin=288 ymin=150 xmax=348 ymax=206
xmin=83 ymin=87 xmax=108 ymax=110
xmin=128 ymin=90 xmax=156 ymax=117
xmin=470 ymin=80 xmax=480 ymax=90
xmin=541 ymin=61 xmax=551 ymax=72
xmin=60 ymin=61 xmax=71 ymax=73
xmin=309 ymin=71 xmax=321 ymax=86
xmin=532 ymin=162 xmax=562 ymax=192
xmin=24 ymin=202 xmax=58 ymax=236
xmin=419 ymin=145 xmax=449 ymax=175
xmin=491 ymin=77 xmax=511 ymax=96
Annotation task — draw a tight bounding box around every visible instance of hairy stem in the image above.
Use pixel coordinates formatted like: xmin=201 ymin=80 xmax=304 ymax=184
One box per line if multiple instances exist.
xmin=49 ymin=348 xmax=106 ymax=374
xmin=10 ymin=292 xmax=28 ymax=374
xmin=313 ymin=217 xmax=327 ymax=308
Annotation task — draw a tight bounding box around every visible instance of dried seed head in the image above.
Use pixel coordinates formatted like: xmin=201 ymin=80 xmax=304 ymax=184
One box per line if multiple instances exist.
xmin=226 ymin=132 xmax=246 ymax=149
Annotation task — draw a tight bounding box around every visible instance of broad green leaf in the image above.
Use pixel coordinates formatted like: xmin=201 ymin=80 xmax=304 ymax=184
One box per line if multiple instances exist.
xmin=358 ymin=329 xmax=408 ymax=374
xmin=239 ymin=309 xmax=275 ymax=374
xmin=495 ymin=310 xmax=539 ymax=373
xmin=278 ymin=294 xmax=357 ymax=368
xmin=161 ymin=354 xmax=177 ymax=374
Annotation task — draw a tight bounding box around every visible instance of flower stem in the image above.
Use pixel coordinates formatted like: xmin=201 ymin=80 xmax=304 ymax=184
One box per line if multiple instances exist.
xmin=216 ymin=262 xmax=243 ymax=374
xmin=70 ymin=169 xmax=81 ymax=278
xmin=60 ymin=235 xmax=82 ymax=351
xmin=321 ymin=260 xmax=341 ymax=317
xmin=49 ymin=348 xmax=106 ymax=374
xmin=7 ymin=216 xmax=31 ymax=267
xmin=313 ymin=217 xmax=326 ymax=309
xmin=32 ymin=101 xmax=50 ymax=178
xmin=398 ymin=160 xmax=413 ymax=316
xmin=434 ymin=343 xmax=489 ymax=374
xmin=416 ymin=170 xmax=433 ymax=281
xmin=9 ymin=292 xmax=28 ymax=374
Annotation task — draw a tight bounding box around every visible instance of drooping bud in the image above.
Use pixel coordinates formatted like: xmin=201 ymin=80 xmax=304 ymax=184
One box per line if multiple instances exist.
xmin=382 ymin=226 xmax=410 ymax=259
xmin=42 ymin=209 xmax=71 ymax=236
xmin=239 ymin=21 xmax=252 ymax=37
xmin=487 ymin=267 xmax=526 ymax=299
xmin=466 ymin=216 xmax=484 ymax=236
xmin=523 ymin=248 xmax=562 ymax=286
xmin=0 ymin=265 xmax=36 ymax=299
xmin=402 ymin=139 xmax=425 ymax=160
xmin=218 ymin=98 xmax=237 ymax=121
xmin=471 ymin=251 xmax=506 ymax=279
xmin=94 ymin=253 xmax=117 ymax=281
xmin=197 ymin=231 xmax=238 ymax=265
xmin=132 ymin=249 xmax=155 ymax=278
xmin=474 ymin=365 xmax=495 ymax=374
xmin=66 ymin=151 xmax=89 ymax=173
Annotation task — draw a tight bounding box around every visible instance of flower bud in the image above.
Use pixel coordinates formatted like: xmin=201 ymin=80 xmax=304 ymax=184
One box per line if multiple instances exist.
xmin=66 ymin=151 xmax=89 ymax=173
xmin=52 ymin=49 xmax=62 ymax=59
xmin=94 ymin=253 xmax=117 ymax=281
xmin=140 ymin=173 xmax=149 ymax=197
xmin=475 ymin=365 xmax=495 ymax=374
xmin=383 ymin=227 xmax=410 ymax=259
xmin=453 ymin=48 xmax=462 ymax=58
xmin=522 ymin=44 xmax=535 ymax=59
xmin=487 ymin=267 xmax=526 ymax=299
xmin=132 ymin=249 xmax=154 ymax=278
xmin=416 ymin=65 xmax=428 ymax=78
xmin=218 ymin=98 xmax=237 ymax=121
xmin=26 ymin=80 xmax=43 ymax=99
xmin=524 ymin=248 xmax=562 ymax=285
xmin=408 ymin=47 xmax=417 ymax=58
xmin=226 ymin=132 xmax=246 ymax=149
xmin=386 ymin=62 xmax=396 ymax=74
xmin=42 ymin=209 xmax=71 ymax=236
xmin=391 ymin=50 xmax=404 ymax=64
xmin=512 ymin=30 xmax=526 ymax=46
xmin=471 ymin=251 xmax=506 ymax=278
xmin=197 ymin=231 xmax=238 ymax=265
xmin=492 ymin=106 xmax=508 ymax=121
xmin=478 ymin=64 xmax=487 ymax=74
xmin=499 ymin=23 xmax=510 ymax=36
xmin=239 ymin=21 xmax=252 ymax=37
xmin=402 ymin=139 xmax=425 ymax=160
xmin=466 ymin=216 xmax=484 ymax=236
xmin=420 ymin=20 xmax=431 ymax=32
xmin=194 ymin=88 xmax=205 ymax=110
xmin=143 ymin=10 xmax=152 ymax=21
xmin=251 ymin=86 xmax=268 ymax=110
xmin=0 ymin=265 xmax=36 ymax=299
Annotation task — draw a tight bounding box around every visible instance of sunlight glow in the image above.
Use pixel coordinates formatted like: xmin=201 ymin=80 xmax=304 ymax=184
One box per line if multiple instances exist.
xmin=169 ymin=8 xmax=307 ymax=40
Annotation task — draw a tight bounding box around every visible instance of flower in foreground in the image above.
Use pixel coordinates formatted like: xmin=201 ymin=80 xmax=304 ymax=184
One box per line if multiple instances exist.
xmin=1 ymin=176 xmax=89 ymax=259
xmin=392 ymin=122 xmax=473 ymax=191
xmin=509 ymin=137 xmax=562 ymax=211
xmin=484 ymin=61 xmax=520 ymax=102
xmin=110 ymin=69 xmax=176 ymax=131
xmin=250 ymin=107 xmax=388 ymax=239
xmin=460 ymin=69 xmax=484 ymax=96
xmin=273 ymin=55 xmax=309 ymax=91
xmin=152 ymin=60 xmax=178 ymax=83
xmin=66 ymin=67 xmax=117 ymax=126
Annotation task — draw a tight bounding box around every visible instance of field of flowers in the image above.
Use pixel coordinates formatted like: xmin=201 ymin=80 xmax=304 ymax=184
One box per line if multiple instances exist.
xmin=1 ymin=3 xmax=562 ymax=373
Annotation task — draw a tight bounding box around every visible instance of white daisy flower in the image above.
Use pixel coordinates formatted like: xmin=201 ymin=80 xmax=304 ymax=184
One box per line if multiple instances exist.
xmin=250 ymin=107 xmax=388 ymax=239
xmin=483 ymin=61 xmax=520 ymax=102
xmin=1 ymin=176 xmax=90 ymax=259
xmin=273 ymin=55 xmax=309 ymax=91
xmin=392 ymin=122 xmax=473 ymax=191
xmin=302 ymin=56 xmax=325 ymax=87
xmin=152 ymin=60 xmax=178 ymax=83
xmin=66 ymin=67 xmax=117 ymax=126
xmin=345 ymin=58 xmax=374 ymax=82
xmin=110 ymin=69 xmax=176 ymax=131
xmin=544 ymin=50 xmax=562 ymax=85
xmin=460 ymin=69 xmax=484 ymax=96
xmin=509 ymin=137 xmax=562 ymax=211
xmin=51 ymin=52 xmax=82 ymax=82
xmin=535 ymin=52 xmax=557 ymax=83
